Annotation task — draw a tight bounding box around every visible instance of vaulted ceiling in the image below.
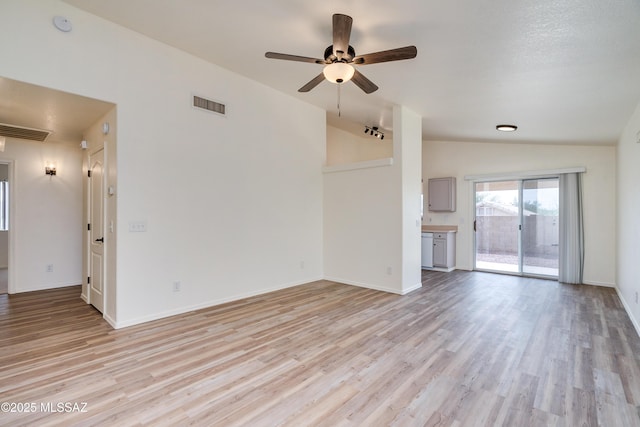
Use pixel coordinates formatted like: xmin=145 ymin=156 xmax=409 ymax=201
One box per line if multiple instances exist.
xmin=43 ymin=1 xmax=640 ymax=145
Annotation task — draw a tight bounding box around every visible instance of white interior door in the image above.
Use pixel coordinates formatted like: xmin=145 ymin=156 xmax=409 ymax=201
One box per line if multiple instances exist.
xmin=88 ymin=148 xmax=105 ymax=313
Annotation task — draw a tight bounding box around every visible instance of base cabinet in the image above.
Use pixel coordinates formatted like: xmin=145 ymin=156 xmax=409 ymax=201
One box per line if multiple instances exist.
xmin=432 ymin=232 xmax=456 ymax=268
xmin=421 ymin=233 xmax=434 ymax=268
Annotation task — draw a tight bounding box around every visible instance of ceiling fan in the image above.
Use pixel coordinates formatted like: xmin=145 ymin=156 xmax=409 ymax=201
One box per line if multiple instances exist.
xmin=265 ymin=13 xmax=417 ymax=94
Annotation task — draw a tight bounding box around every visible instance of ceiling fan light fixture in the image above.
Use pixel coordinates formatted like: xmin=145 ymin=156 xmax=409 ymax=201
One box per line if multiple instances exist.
xmin=496 ymin=124 xmax=518 ymax=132
xmin=323 ymin=62 xmax=355 ymax=84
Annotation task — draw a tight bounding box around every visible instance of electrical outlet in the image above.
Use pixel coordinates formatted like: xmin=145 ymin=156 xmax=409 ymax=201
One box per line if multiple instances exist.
xmin=129 ymin=220 xmax=147 ymax=232
xmin=172 ymin=281 xmax=181 ymax=292
xmin=387 ymin=267 xmax=393 ymax=275
xmin=46 ymin=264 xmax=53 ymax=273
xmin=300 ymin=261 xmax=305 ymax=269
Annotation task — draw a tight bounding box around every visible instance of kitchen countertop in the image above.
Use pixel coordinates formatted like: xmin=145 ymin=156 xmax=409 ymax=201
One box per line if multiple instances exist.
xmin=421 ymin=225 xmax=458 ymax=233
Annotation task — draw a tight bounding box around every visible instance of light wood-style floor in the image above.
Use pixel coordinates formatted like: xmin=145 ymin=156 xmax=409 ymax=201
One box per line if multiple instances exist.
xmin=2 ymin=271 xmax=640 ymax=426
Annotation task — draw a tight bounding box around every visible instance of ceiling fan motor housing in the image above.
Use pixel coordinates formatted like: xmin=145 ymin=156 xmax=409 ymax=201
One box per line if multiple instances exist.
xmin=324 ymin=45 xmax=356 ymax=63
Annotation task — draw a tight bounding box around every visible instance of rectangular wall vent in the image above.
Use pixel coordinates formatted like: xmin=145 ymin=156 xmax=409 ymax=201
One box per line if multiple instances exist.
xmin=193 ymin=95 xmax=225 ymax=116
xmin=0 ymin=123 xmax=51 ymax=141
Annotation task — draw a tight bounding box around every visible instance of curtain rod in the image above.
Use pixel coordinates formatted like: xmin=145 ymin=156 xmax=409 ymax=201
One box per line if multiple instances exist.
xmin=464 ymin=167 xmax=586 ymax=182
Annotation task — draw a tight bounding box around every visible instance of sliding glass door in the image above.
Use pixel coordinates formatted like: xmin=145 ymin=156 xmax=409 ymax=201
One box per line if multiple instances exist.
xmin=475 ymin=181 xmax=520 ymax=272
xmin=474 ymin=178 xmax=559 ymax=277
xmin=522 ymin=178 xmax=559 ymax=276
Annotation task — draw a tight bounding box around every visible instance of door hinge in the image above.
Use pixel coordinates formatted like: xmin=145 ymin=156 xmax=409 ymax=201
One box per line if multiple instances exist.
xmin=88 ymin=170 xmax=92 ymax=178
xmin=519 ymin=224 xmax=522 ymax=231
xmin=87 ymin=276 xmax=90 ymax=284
xmin=88 ymin=223 xmax=91 ymax=231
xmin=473 ymin=220 xmax=477 ymax=232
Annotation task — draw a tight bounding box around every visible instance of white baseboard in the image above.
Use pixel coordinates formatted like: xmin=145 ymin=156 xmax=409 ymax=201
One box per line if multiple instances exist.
xmin=616 ymin=287 xmax=640 ymax=338
xmin=422 ymin=266 xmax=456 ymax=273
xmin=402 ymin=282 xmax=423 ymax=295
xmin=323 ymin=276 xmax=420 ymax=295
xmin=583 ymin=279 xmax=615 ymax=288
xmin=103 ymin=313 xmax=118 ymax=329
xmin=15 ymin=281 xmax=81 ymax=293
xmin=110 ymin=276 xmax=323 ymax=329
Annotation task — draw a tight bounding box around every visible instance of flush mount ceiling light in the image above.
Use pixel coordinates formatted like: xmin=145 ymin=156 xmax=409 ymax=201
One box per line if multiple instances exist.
xmin=323 ymin=62 xmax=355 ymax=84
xmin=496 ymin=124 xmax=518 ymax=132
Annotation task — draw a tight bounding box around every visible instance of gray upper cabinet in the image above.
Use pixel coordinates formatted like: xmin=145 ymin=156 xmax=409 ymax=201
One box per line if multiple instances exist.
xmin=428 ymin=177 xmax=456 ymax=212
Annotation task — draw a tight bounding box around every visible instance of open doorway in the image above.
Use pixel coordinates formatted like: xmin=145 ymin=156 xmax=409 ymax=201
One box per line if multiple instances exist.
xmin=0 ymin=76 xmax=114 ymax=302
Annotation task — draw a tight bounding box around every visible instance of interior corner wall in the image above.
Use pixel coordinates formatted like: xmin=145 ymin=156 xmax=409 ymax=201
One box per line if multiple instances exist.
xmin=1 ymin=138 xmax=83 ymax=292
xmin=616 ymin=100 xmax=640 ymax=333
xmin=323 ymin=160 xmax=400 ymax=293
xmin=422 ymin=140 xmax=616 ymax=287
xmin=0 ymin=0 xmax=325 ymax=327
xmin=323 ymin=106 xmax=421 ymax=295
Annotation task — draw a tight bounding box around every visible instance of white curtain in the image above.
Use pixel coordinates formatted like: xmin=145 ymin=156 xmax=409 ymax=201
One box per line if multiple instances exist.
xmin=559 ymin=173 xmax=584 ymax=284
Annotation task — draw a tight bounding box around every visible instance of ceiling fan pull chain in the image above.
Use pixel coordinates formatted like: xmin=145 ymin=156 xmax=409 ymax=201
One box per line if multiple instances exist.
xmin=337 ymin=84 xmax=341 ymax=117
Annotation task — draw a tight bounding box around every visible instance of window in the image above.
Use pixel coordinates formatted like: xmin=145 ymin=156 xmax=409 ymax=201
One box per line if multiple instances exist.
xmin=0 ymin=180 xmax=8 ymax=231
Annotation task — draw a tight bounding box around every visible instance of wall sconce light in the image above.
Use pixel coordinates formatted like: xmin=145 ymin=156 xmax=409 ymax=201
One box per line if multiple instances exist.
xmin=45 ymin=161 xmax=57 ymax=176
xmin=0 ymin=136 xmax=5 ymax=152
xmin=364 ymin=126 xmax=385 ymax=140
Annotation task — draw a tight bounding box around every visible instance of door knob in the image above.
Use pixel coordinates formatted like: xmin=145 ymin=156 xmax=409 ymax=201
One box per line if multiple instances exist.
xmin=95 ymin=237 xmax=104 ymax=242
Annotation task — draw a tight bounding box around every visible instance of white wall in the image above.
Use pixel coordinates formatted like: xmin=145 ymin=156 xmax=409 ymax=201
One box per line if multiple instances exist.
xmin=326 ymin=125 xmax=393 ymax=165
xmin=324 ymin=106 xmax=422 ymax=294
xmin=616 ymin=100 xmax=640 ymax=331
xmin=396 ymin=106 xmax=423 ymax=292
xmin=0 ymin=164 xmax=7 ymax=268
xmin=0 ymin=0 xmax=326 ymax=327
xmin=422 ymin=140 xmax=616 ymax=287
xmin=0 ymin=138 xmax=83 ymax=291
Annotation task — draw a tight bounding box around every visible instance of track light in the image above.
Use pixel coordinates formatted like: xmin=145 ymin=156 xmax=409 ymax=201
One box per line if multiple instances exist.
xmin=364 ymin=126 xmax=385 ymax=140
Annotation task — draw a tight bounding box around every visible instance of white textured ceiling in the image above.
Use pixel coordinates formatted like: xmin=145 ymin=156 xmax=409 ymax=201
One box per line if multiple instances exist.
xmin=0 ymin=77 xmax=114 ymax=144
xmin=57 ymin=0 xmax=640 ymax=145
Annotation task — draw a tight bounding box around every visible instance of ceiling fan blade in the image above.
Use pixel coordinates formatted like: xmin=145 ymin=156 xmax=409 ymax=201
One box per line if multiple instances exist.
xmin=298 ymin=73 xmax=326 ymax=92
xmin=265 ymin=52 xmax=325 ymax=64
xmin=332 ymin=14 xmax=353 ymax=58
xmin=351 ymin=70 xmax=378 ymax=94
xmin=353 ymin=46 xmax=417 ymax=65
